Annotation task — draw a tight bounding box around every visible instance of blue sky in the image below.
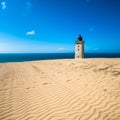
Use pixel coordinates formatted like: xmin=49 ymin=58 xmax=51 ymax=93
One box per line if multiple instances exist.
xmin=0 ymin=0 xmax=120 ymax=53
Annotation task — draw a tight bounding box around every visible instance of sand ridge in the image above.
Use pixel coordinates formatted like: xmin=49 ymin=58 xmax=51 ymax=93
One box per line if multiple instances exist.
xmin=0 ymin=58 xmax=120 ymax=120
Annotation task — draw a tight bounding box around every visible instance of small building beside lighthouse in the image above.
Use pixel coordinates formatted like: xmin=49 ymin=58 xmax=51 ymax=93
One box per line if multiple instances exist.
xmin=75 ymin=35 xmax=84 ymax=58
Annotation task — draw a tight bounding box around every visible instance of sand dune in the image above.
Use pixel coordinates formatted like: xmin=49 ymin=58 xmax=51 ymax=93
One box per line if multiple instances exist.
xmin=0 ymin=58 xmax=120 ymax=120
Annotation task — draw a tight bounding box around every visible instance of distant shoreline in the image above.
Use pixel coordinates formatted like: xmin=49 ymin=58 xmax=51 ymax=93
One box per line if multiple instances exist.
xmin=0 ymin=53 xmax=120 ymax=63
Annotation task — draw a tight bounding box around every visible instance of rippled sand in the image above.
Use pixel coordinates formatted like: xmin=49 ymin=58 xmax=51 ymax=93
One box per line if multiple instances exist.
xmin=0 ymin=59 xmax=120 ymax=120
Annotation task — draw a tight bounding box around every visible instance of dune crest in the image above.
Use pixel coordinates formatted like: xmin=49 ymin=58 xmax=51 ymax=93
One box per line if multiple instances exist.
xmin=0 ymin=59 xmax=120 ymax=120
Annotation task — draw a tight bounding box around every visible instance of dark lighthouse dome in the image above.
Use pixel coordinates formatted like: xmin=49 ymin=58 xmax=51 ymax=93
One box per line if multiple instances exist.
xmin=77 ymin=35 xmax=83 ymax=41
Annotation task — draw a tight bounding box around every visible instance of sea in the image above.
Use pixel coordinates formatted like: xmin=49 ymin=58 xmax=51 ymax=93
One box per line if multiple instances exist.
xmin=0 ymin=53 xmax=120 ymax=63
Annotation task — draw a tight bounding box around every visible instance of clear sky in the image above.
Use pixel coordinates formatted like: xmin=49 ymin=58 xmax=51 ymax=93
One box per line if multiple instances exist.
xmin=0 ymin=0 xmax=120 ymax=53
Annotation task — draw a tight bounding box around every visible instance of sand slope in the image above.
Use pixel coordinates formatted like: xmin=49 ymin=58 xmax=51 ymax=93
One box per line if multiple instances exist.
xmin=0 ymin=58 xmax=120 ymax=120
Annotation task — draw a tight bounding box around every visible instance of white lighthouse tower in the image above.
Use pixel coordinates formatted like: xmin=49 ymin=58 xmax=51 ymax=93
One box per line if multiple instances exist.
xmin=75 ymin=35 xmax=84 ymax=58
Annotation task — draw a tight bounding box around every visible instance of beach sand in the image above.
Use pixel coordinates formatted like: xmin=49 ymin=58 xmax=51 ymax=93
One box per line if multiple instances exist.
xmin=0 ymin=58 xmax=120 ymax=120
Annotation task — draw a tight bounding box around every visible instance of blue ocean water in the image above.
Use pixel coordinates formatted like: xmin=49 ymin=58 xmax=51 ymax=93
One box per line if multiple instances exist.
xmin=0 ymin=53 xmax=120 ymax=63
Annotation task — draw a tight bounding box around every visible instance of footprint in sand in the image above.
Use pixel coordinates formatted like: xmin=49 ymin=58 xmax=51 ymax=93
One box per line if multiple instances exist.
xmin=26 ymin=87 xmax=30 ymax=89
xmin=42 ymin=82 xmax=51 ymax=86
xmin=112 ymin=71 xmax=120 ymax=76
xmin=66 ymin=79 xmax=72 ymax=82
xmin=103 ymin=88 xmax=107 ymax=92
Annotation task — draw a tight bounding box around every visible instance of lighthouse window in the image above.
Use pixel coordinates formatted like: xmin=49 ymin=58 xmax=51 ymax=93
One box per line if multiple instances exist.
xmin=77 ymin=49 xmax=79 ymax=51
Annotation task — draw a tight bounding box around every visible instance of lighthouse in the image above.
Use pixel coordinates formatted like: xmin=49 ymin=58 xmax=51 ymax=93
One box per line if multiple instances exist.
xmin=75 ymin=35 xmax=84 ymax=58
